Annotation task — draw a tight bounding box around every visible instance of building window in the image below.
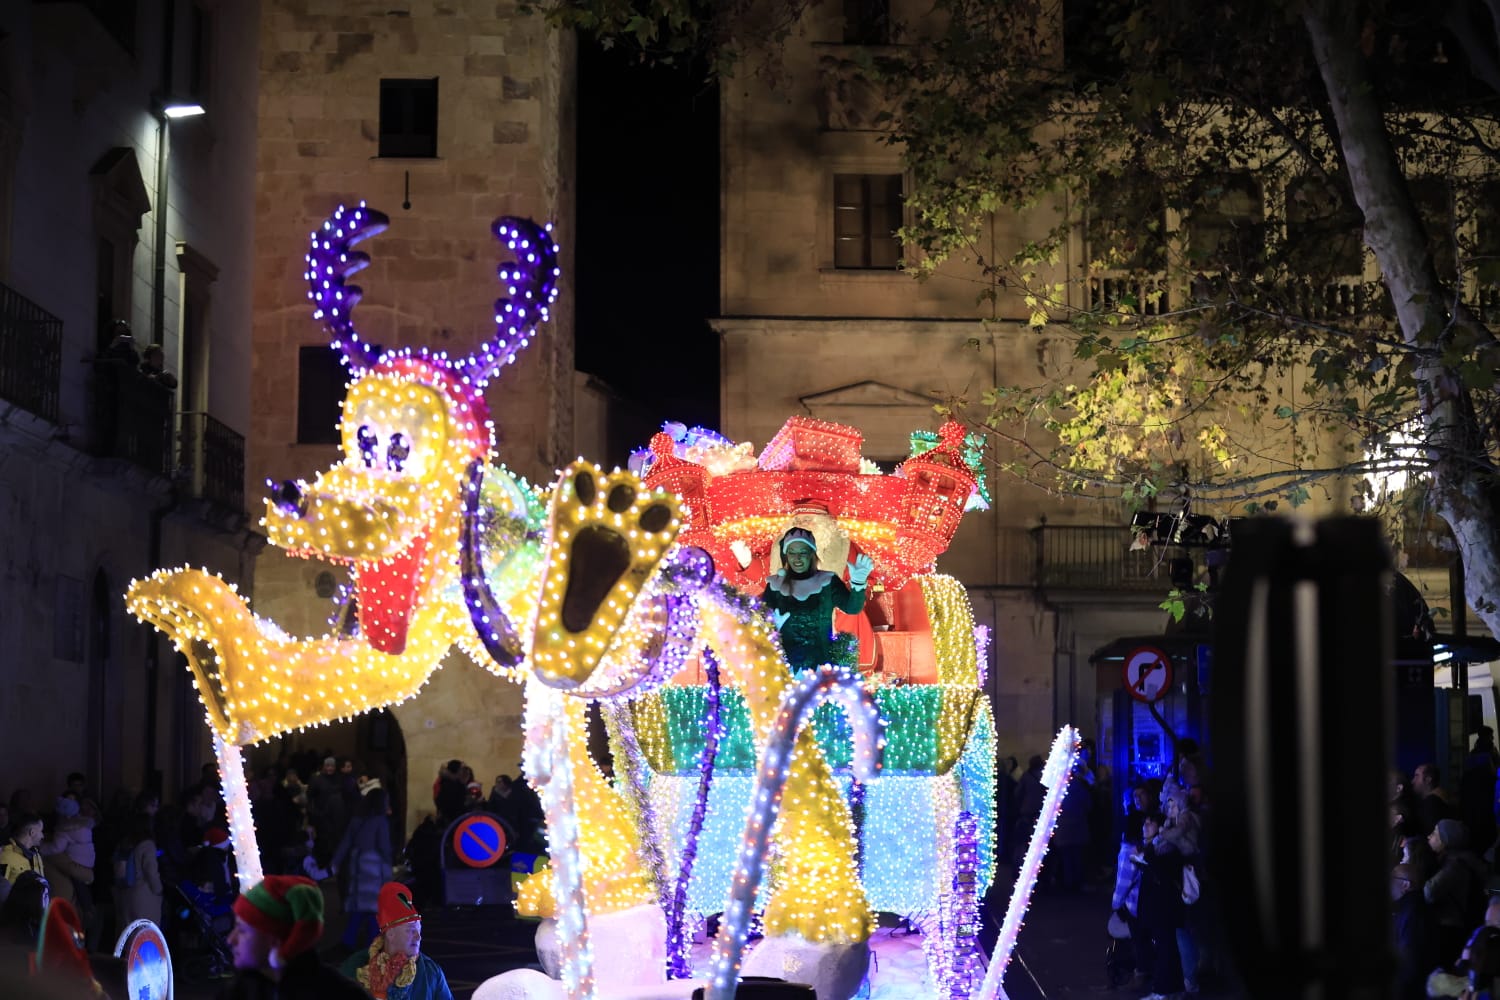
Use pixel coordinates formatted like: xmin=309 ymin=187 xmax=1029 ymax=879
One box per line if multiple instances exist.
xmin=95 ymin=238 xmax=117 ymax=355
xmin=297 ymin=346 xmax=348 ymax=445
xmin=1410 ymin=176 xmax=1457 ymax=284
xmin=1086 ymin=175 xmax=1168 ymax=273
xmin=379 ymin=79 xmax=439 ymax=158
xmin=186 ymin=3 xmax=211 ymax=103
xmin=1186 ymin=173 xmax=1265 ymax=272
xmin=843 ymin=0 xmax=891 ymax=45
xmin=834 ymin=173 xmax=902 ymax=269
xmin=1284 ymin=174 xmax=1362 ymax=279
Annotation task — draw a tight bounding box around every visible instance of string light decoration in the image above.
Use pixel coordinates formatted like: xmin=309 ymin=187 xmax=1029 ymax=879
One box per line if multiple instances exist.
xmin=910 ymin=426 xmax=991 ymax=511
xmin=665 ymin=646 xmax=724 ymax=978
xmin=699 ymin=597 xmax=876 ymax=944
xmin=640 ymin=416 xmax=977 ymax=592
xmin=706 ymin=665 xmax=885 ymax=1000
xmin=528 ymin=462 xmax=681 ymax=690
xmin=128 ymin=203 xmax=563 ymax=884
xmin=632 ymin=684 xmax=990 ymax=777
xmin=920 ymin=575 xmax=981 ymax=687
xmin=975 ymin=725 xmax=1083 ymax=1000
xmin=213 ymin=733 xmax=264 ymax=888
xmin=936 ymin=811 xmax=983 ymax=999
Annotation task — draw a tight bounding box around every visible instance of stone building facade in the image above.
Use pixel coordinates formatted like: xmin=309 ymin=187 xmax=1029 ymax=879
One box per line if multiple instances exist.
xmin=0 ymin=2 xmax=260 ymax=802
xmin=248 ymin=0 xmax=577 ymax=836
xmin=714 ymin=4 xmax=1358 ymax=762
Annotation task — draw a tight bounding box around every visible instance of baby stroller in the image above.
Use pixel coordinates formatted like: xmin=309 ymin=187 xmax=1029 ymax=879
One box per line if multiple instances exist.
xmin=166 ymin=880 xmax=236 ymax=978
xmin=1105 ymin=911 xmax=1135 ymax=988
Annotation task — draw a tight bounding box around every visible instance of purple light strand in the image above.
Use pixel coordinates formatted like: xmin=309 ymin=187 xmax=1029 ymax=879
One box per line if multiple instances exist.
xmin=458 ymin=217 xmax=561 ymax=387
xmin=460 ymin=458 xmax=524 ymax=668
xmin=946 ymin=811 xmax=982 ymax=998
xmin=302 ymin=205 xmax=559 ymax=386
xmin=303 ymin=201 xmax=389 ymax=371
xmin=665 ymin=645 xmax=723 ymax=978
xmin=706 ymin=665 xmax=885 ymax=1000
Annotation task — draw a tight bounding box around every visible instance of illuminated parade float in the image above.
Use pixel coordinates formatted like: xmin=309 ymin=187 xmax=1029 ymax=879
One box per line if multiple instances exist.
xmin=125 ymin=204 xmax=1081 ymax=1000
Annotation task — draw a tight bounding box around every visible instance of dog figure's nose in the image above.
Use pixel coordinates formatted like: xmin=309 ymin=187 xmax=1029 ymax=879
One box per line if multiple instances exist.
xmin=269 ymin=479 xmax=307 ymax=517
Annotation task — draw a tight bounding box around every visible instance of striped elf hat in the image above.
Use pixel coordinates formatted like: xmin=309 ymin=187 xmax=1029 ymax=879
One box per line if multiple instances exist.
xmin=232 ymin=875 xmax=325 ymax=961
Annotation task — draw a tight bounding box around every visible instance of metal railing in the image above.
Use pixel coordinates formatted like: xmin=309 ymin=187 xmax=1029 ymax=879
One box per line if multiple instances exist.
xmin=1087 ymin=272 xmax=1170 ymax=316
xmin=179 ymin=411 xmax=246 ymax=512
xmin=0 ymin=281 xmax=63 ymax=423
xmin=1031 ymin=524 xmax=1171 ymax=592
xmin=1281 ymin=276 xmax=1369 ymax=321
xmin=88 ymin=361 xmax=173 ymax=475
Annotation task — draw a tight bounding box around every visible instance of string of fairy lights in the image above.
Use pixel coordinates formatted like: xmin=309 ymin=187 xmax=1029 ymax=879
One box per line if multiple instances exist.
xmin=125 ymin=197 xmax=1079 ymax=1000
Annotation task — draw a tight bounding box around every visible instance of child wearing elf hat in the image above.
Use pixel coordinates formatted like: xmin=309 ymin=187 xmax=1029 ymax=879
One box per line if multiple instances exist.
xmin=226 ymin=874 xmax=365 ymax=998
xmin=340 ymin=881 xmax=454 ymax=1000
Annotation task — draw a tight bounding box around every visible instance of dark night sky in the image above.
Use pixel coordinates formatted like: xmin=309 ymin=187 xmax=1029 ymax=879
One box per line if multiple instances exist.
xmin=574 ymin=39 xmax=720 ymax=464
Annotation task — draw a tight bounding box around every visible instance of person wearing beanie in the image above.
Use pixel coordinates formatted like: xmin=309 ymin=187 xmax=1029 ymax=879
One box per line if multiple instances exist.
xmin=759 ymin=525 xmax=874 ymax=672
xmin=340 ymin=882 xmax=453 ymax=1000
xmin=1426 ymin=818 xmax=1488 ymax=964
xmin=225 ymin=874 xmax=365 ymax=999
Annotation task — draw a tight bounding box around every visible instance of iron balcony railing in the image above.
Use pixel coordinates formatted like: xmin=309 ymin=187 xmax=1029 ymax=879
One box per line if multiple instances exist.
xmin=178 ymin=411 xmax=246 ymax=512
xmin=1031 ymin=524 xmax=1172 ymax=592
xmin=0 ymin=281 xmax=63 ymax=423
xmin=89 ymin=360 xmax=173 ymax=475
xmin=1087 ymin=272 xmax=1170 ymax=316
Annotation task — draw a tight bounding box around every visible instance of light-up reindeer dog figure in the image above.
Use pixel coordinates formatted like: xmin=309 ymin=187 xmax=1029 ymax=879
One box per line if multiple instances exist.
xmin=126 ymin=205 xmax=678 ymax=910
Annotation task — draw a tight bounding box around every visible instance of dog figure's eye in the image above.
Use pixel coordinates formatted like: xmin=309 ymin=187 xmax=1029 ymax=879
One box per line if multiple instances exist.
xmin=357 ymin=425 xmax=379 ymax=468
xmin=387 ymin=433 xmax=410 ymax=473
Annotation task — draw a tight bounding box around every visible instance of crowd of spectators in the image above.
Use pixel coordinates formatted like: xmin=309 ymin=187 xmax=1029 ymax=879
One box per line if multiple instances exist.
xmin=1104 ymin=748 xmax=1216 ymax=1000
xmin=1384 ymin=728 xmax=1500 ymax=1000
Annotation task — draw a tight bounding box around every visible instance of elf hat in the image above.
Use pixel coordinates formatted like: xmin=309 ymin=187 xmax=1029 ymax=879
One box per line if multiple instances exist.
xmin=38 ymin=898 xmax=95 ymax=985
xmin=378 ymin=882 xmax=421 ymax=932
xmin=779 ymin=527 xmax=818 ymax=555
xmin=233 ymin=875 xmax=324 ymax=960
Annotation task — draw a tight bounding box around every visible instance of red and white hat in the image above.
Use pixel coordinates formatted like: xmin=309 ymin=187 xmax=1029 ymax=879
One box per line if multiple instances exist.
xmin=377 ymin=881 xmax=421 ymax=933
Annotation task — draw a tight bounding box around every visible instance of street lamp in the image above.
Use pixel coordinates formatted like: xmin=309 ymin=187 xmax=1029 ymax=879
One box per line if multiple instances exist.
xmin=144 ymin=92 xmax=205 ymax=786
xmin=160 ymin=100 xmax=206 ymax=119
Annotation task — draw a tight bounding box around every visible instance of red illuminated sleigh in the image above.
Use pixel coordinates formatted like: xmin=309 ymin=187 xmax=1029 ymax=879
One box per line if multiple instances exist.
xmin=642 ymin=416 xmax=980 ymax=684
xmin=629 ymin=416 xmax=997 ymax=951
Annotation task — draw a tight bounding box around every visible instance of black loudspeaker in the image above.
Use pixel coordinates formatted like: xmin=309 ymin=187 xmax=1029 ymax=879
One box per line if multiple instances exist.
xmin=1211 ymin=518 xmax=1394 ymax=1000
xmin=691 ymin=977 xmax=818 ymax=998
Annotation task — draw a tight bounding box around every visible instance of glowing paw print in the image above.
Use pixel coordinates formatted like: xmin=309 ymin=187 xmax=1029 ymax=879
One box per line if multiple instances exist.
xmin=531 ymin=461 xmax=681 ymax=689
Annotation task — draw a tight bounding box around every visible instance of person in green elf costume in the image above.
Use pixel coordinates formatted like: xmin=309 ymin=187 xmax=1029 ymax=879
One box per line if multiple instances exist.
xmin=340 ymin=881 xmax=453 ymax=1000
xmin=226 ymin=874 xmax=366 ymax=999
xmin=760 ymin=526 xmax=874 ymax=671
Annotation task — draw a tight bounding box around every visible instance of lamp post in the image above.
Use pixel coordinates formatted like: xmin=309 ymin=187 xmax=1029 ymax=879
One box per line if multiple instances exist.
xmin=143 ymin=93 xmax=203 ymax=791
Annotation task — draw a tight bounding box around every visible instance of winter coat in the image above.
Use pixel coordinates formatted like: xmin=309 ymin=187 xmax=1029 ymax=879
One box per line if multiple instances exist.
xmin=1133 ymin=842 xmax=1185 ymax=932
xmin=218 ymin=948 xmax=369 ymax=1000
xmin=116 ymin=838 xmax=164 ymax=929
xmin=1425 ymin=848 xmax=1488 ymax=931
xmin=332 ymin=815 xmax=391 ymax=914
xmin=308 ymin=773 xmax=349 ymax=833
xmin=43 ymin=817 xmax=97 ymax=871
xmin=1053 ymin=776 xmax=1093 ymax=848
xmin=42 ymin=850 xmax=93 ymax=905
xmin=0 ymin=840 xmax=45 ymax=889
xmin=341 ymin=947 xmax=455 ymax=1000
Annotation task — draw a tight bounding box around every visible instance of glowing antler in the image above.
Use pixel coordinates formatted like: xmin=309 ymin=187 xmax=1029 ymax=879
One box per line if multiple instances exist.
xmin=304 ymin=201 xmax=390 ymax=372
xmin=459 ymin=217 xmax=561 ymax=386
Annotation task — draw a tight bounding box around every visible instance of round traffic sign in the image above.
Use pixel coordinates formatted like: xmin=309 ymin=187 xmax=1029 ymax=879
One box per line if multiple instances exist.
xmin=115 ymin=920 xmax=173 ymax=1000
xmin=451 ymin=813 xmax=509 ymax=868
xmin=1122 ymin=645 xmax=1173 ymax=704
